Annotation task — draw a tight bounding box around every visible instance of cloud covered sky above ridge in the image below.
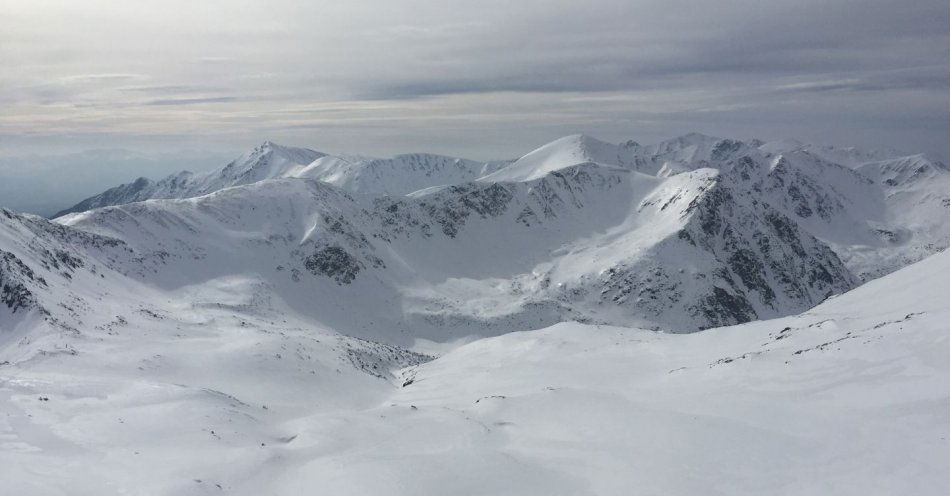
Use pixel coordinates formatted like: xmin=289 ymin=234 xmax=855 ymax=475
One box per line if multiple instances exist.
xmin=1 ymin=0 xmax=948 ymax=213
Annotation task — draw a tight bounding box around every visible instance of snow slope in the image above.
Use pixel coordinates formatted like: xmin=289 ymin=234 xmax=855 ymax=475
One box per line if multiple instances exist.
xmin=369 ymin=249 xmax=950 ymax=495
xmin=1 ymin=216 xmax=947 ymax=494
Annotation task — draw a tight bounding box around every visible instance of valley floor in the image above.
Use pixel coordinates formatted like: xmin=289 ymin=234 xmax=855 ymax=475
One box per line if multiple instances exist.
xmin=3 ymin=251 xmax=950 ymax=495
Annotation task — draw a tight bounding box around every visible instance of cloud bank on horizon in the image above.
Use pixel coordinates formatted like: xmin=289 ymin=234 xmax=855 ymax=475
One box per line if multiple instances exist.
xmin=1 ymin=0 xmax=948 ymax=212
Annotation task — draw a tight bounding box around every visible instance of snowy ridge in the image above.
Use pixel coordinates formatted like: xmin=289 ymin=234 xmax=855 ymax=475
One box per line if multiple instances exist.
xmin=479 ymin=134 xmax=635 ymax=182
xmin=52 ymin=142 xmax=325 ymax=218
xmin=54 ymin=144 xmax=507 ymax=217
xmin=296 ymin=153 xmax=510 ymax=195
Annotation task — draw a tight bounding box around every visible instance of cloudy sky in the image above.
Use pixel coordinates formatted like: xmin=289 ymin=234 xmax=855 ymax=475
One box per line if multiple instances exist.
xmin=1 ymin=0 xmax=949 ymax=213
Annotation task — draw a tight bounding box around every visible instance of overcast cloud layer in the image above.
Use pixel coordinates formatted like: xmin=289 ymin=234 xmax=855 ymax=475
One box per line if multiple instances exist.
xmin=1 ymin=0 xmax=949 ymax=213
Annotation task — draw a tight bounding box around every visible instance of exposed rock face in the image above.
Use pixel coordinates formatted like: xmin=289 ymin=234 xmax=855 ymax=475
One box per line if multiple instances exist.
xmin=580 ymin=171 xmax=854 ymax=329
xmin=677 ymin=176 xmax=854 ymax=327
xmin=0 ymin=250 xmax=42 ymax=314
xmin=305 ymin=246 xmax=363 ymax=284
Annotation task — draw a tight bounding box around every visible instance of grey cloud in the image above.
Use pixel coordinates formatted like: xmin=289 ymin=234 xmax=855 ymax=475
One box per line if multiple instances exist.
xmin=197 ymin=57 xmax=236 ymax=64
xmin=120 ymin=85 xmax=232 ymax=95
xmin=59 ymin=73 xmax=147 ymax=84
xmin=146 ymin=96 xmax=239 ymax=106
xmin=0 ymin=0 xmax=948 ymax=189
xmin=775 ymin=66 xmax=950 ymax=94
xmin=346 ymin=0 xmax=950 ymax=100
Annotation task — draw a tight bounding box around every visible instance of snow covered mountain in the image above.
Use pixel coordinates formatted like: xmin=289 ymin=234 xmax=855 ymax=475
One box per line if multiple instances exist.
xmin=58 ymin=136 xmax=950 ymax=269
xmin=484 ymin=133 xmax=950 ymax=281
xmin=0 ymin=208 xmax=133 ymax=345
xmin=2 ymin=205 xmax=948 ymax=494
xmin=51 ymin=142 xmax=326 ymax=217
xmin=478 ymin=133 xmax=753 ymax=182
xmin=751 ymin=143 xmax=950 ymax=279
xmin=3 ymin=132 xmax=950 ymax=494
xmin=21 ymin=133 xmax=945 ymax=338
xmin=56 ymin=133 xmax=950 ymax=283
xmin=47 ymin=165 xmax=851 ymax=337
xmin=53 ymin=142 xmax=508 ymax=217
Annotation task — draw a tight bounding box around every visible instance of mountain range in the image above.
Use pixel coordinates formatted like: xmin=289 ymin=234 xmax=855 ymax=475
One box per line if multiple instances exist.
xmin=38 ymin=133 xmax=949 ymax=336
xmin=2 ymin=132 xmax=949 ymax=494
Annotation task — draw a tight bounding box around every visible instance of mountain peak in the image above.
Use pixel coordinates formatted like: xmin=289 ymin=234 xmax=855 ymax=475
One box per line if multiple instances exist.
xmin=479 ymin=134 xmax=627 ymax=182
xmin=252 ymin=140 xmax=279 ymax=154
xmin=545 ymin=133 xmax=613 ymax=149
xmin=678 ymin=131 xmax=723 ymax=143
xmin=252 ymin=140 xmax=322 ymax=158
xmin=652 ymin=132 xmax=728 ymax=152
